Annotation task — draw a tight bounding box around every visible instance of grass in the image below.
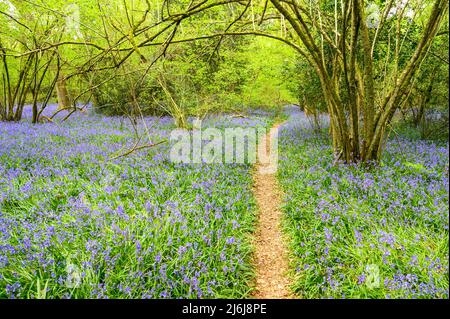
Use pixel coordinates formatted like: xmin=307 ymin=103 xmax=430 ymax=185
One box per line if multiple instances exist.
xmin=0 ymin=109 xmax=273 ymax=298
xmin=1 ymin=104 xmax=447 ymax=299
xmin=278 ymin=108 xmax=449 ymax=298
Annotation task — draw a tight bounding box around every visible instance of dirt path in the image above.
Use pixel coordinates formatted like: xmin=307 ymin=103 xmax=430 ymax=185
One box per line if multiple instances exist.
xmin=252 ymin=122 xmax=292 ymax=299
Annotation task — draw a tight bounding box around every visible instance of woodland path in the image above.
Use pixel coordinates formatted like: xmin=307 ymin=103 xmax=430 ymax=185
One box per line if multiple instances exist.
xmin=251 ymin=122 xmax=293 ymax=299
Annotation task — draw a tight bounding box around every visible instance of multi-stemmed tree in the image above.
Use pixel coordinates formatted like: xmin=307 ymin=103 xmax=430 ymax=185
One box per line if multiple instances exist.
xmin=262 ymin=0 xmax=448 ymax=163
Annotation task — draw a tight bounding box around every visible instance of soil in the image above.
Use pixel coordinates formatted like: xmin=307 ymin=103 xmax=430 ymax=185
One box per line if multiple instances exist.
xmin=251 ymin=123 xmax=293 ymax=299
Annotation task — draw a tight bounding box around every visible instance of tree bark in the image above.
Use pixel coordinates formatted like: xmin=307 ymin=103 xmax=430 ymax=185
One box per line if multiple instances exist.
xmin=56 ymin=75 xmax=71 ymax=111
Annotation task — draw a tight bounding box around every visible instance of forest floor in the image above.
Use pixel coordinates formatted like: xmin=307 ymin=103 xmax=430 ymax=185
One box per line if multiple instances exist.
xmin=252 ymin=122 xmax=293 ymax=299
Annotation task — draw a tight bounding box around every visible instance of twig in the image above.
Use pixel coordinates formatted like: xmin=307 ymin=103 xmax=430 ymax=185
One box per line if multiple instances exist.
xmin=109 ymin=140 xmax=167 ymax=161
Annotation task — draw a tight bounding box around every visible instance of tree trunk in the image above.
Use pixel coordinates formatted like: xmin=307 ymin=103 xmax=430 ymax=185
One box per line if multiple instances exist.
xmin=56 ymin=76 xmax=71 ymax=111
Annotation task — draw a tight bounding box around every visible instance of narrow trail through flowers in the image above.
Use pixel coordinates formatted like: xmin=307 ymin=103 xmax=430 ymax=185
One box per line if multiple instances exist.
xmin=252 ymin=122 xmax=293 ymax=299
